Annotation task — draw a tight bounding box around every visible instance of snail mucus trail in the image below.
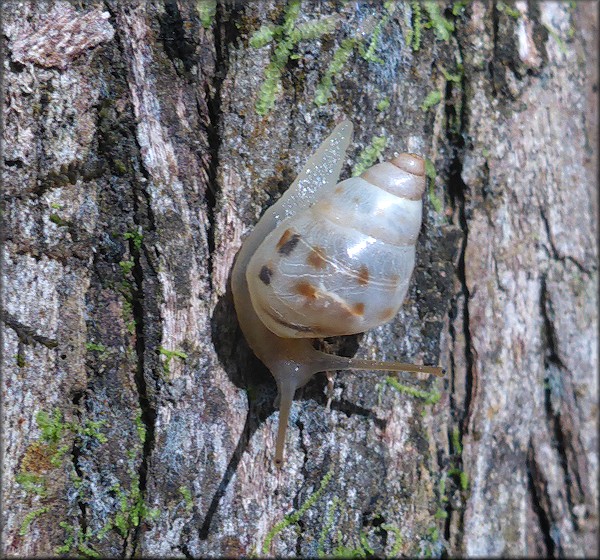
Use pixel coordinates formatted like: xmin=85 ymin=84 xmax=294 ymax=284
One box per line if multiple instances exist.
xmin=232 ymin=120 xmax=444 ymax=467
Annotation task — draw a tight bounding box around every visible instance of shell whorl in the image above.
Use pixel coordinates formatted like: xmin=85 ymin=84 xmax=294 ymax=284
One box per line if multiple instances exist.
xmin=360 ymin=153 xmax=426 ymax=200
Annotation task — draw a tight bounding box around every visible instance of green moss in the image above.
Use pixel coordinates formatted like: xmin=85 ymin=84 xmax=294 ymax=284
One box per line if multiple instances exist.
xmin=19 ymin=506 xmax=49 ymax=536
xmin=291 ymin=15 xmax=337 ymax=42
xmin=359 ymin=532 xmax=375 ymax=555
xmin=426 ymin=525 xmax=439 ymax=541
xmin=359 ymin=14 xmax=388 ymax=64
xmin=331 ymin=543 xmax=368 ymax=557
xmin=351 ymin=135 xmax=388 ymax=176
xmin=111 ymin=471 xmax=154 ymax=537
xmin=452 ymin=0 xmax=470 ymax=16
xmin=37 ymin=409 xmax=107 ymax=447
xmin=438 ymin=475 xmax=447 ymax=502
xmin=50 ymin=444 xmax=70 ymax=467
xmin=420 ymin=90 xmax=442 ymax=111
xmin=50 ymin=202 xmax=63 ymax=210
xmin=428 ymin=185 xmax=443 ymax=213
xmin=16 ymin=353 xmax=26 ymax=367
xmin=314 ymin=6 xmax=395 ymax=106
xmin=425 ymin=161 xmax=446 ymax=221
xmin=36 ymin=409 xmax=68 ymax=444
xmin=252 ymin=1 xmax=341 ymax=113
xmin=544 ymin=23 xmax=567 ymax=54
xmin=433 ymin=507 xmax=448 ymax=519
xmin=249 ymin=24 xmax=276 ymax=48
xmin=359 ymin=2 xmax=396 ymax=64
xmin=256 ymin=38 xmax=293 ymax=115
xmin=113 ymin=159 xmax=127 ymax=175
xmin=451 ymin=426 xmax=462 ymax=454
xmin=78 ymin=542 xmax=101 ymax=558
xmin=406 ymin=1 xmax=423 ymax=51
xmin=381 ymin=524 xmax=403 ymax=556
xmin=385 ymin=377 xmax=441 ymax=405
xmin=376 ymin=97 xmax=391 ymax=112
xmin=179 ymin=486 xmax=193 ymax=512
xmin=314 ymin=37 xmax=358 ymax=106
xmin=448 ymin=467 xmax=469 ymax=490
xmin=253 ymin=0 xmax=324 ymax=115
xmin=111 ymin=475 xmax=160 ymax=537
xmin=121 ymin=300 xmax=136 ymax=335
xmin=56 ymin=522 xmax=101 ymax=557
xmin=81 ymin=420 xmax=108 ymax=444
xmin=86 ymin=342 xmax=107 ymax=354
xmin=281 ymin=0 xmax=302 ymax=36
xmin=318 ymin=517 xmax=402 ymax=558
xmin=482 ymin=147 xmax=490 ymax=158
xmin=196 ymin=0 xmax=217 ymax=29
xmin=30 ymin=408 xmax=107 ymax=472
xmin=357 ymin=4 xmax=399 ymax=63
xmin=246 ymin=2 xmax=398 ymax=111
xmin=56 ymin=522 xmax=75 ymax=554
xmin=96 ymin=521 xmax=113 ymax=541
xmin=440 ymin=65 xmax=462 ymax=83
xmin=425 ymin=158 xmax=436 ymax=180
xmin=15 ymin=472 xmax=47 ymax=497
xmin=119 ymin=258 xmax=135 ymax=275
xmin=423 ymin=2 xmax=455 ymax=41
xmin=497 ymin=1 xmax=520 ymax=18
xmin=70 ymin=470 xmax=83 ymax=490
xmin=124 ymin=229 xmax=143 ymax=251
xmin=263 ymin=469 xmax=334 ymax=554
xmin=159 ymin=347 xmax=188 ymax=377
xmin=317 ymin=497 xmax=341 ymax=557
xmin=49 ymin=213 xmax=68 ymax=227
xmin=134 ymin=411 xmax=146 ymax=444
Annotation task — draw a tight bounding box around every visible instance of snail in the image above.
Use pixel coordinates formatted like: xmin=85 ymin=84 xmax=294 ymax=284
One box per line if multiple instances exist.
xmin=232 ymin=120 xmax=444 ymax=466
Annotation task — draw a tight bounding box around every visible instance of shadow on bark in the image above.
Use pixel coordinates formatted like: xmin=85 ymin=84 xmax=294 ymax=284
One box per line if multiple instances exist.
xmin=202 ymin=275 xmax=388 ymax=538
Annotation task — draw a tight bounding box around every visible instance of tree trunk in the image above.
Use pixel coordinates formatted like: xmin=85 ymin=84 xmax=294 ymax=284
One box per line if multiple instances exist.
xmin=1 ymin=1 xmax=597 ymax=557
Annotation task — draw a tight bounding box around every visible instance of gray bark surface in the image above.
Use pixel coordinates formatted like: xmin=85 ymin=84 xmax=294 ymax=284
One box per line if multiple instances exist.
xmin=1 ymin=1 xmax=597 ymax=558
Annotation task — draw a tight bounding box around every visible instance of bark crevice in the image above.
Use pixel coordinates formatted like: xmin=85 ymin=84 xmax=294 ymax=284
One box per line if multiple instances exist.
xmin=540 ymin=275 xmax=590 ymax=521
xmin=443 ymin=18 xmax=475 ymax=550
xmin=1 ymin=309 xmax=59 ymax=349
xmin=527 ymin=444 xmax=556 ymax=557
xmin=70 ymin=391 xmax=88 ymax=547
xmin=539 ymin=207 xmax=591 ymax=275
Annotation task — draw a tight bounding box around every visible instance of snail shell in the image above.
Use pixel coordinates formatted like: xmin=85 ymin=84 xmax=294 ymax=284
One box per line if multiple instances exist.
xmin=232 ymin=120 xmax=442 ymax=466
xmin=246 ymin=154 xmax=425 ymax=339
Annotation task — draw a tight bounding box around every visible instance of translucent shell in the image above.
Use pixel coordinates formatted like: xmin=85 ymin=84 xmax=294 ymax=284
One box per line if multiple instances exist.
xmin=246 ymin=156 xmax=426 ymax=339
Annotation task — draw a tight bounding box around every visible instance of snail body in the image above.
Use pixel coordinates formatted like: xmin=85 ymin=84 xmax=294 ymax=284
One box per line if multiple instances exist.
xmin=232 ymin=120 xmax=443 ymax=466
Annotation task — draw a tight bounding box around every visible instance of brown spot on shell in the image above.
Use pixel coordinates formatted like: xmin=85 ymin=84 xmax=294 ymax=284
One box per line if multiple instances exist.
xmin=294 ymin=281 xmax=318 ymax=300
xmin=379 ymin=307 xmax=396 ymax=322
xmin=334 ymin=186 xmax=344 ymax=194
xmin=276 ymin=229 xmax=301 ymax=255
xmin=388 ymin=274 xmax=400 ymax=288
xmin=307 ymin=247 xmax=327 ymax=269
xmin=315 ymin=200 xmax=333 ymax=213
xmin=352 ymin=302 xmax=365 ymax=316
xmin=259 ymin=265 xmax=273 ymax=285
xmin=358 ymin=265 xmax=369 ymax=286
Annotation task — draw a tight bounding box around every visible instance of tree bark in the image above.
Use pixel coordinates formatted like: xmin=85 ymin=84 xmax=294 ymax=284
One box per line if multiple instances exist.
xmin=1 ymin=1 xmax=597 ymax=557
